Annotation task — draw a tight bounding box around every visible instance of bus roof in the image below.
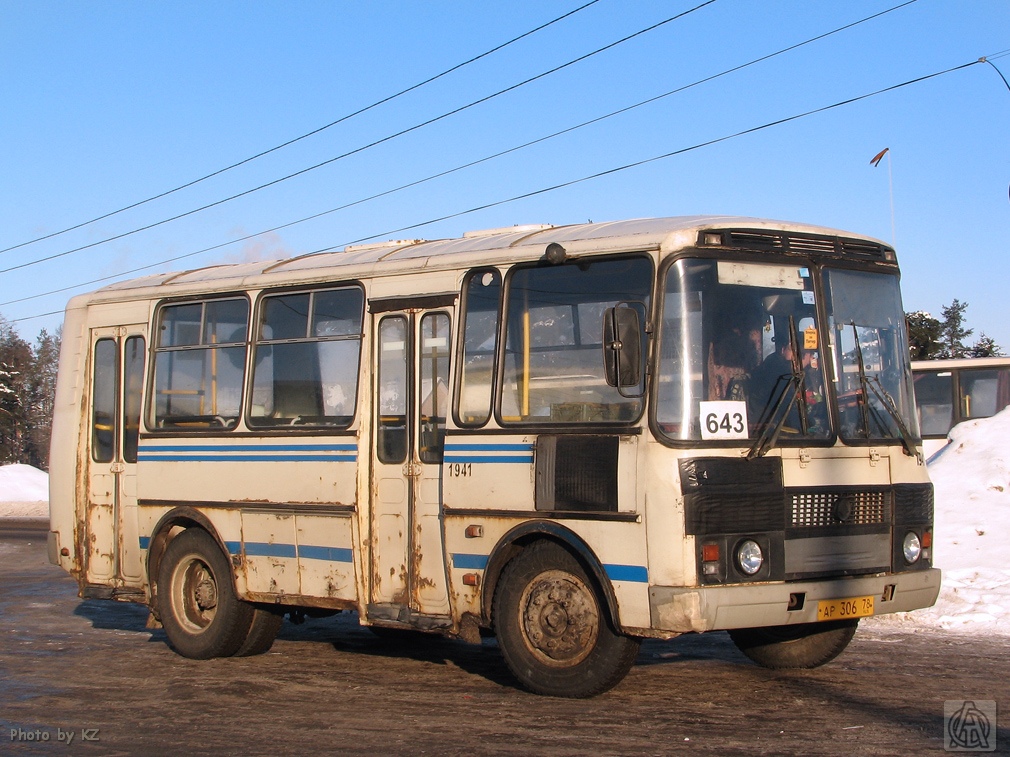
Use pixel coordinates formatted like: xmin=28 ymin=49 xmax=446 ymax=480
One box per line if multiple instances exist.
xmin=73 ymin=215 xmax=892 ymax=306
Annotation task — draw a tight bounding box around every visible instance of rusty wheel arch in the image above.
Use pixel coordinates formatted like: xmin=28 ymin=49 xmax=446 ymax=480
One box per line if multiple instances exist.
xmin=480 ymin=521 xmax=623 ymax=634
xmin=145 ymin=507 xmax=235 ymax=616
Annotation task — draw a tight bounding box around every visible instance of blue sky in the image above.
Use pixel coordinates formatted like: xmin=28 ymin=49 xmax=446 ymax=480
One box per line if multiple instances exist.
xmin=2 ymin=1 xmax=1008 ymax=347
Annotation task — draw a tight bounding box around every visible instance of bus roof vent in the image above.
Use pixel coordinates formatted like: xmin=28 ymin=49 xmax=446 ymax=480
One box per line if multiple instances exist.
xmin=701 ymin=229 xmax=892 ymax=261
xmin=463 ymin=224 xmax=554 ymax=239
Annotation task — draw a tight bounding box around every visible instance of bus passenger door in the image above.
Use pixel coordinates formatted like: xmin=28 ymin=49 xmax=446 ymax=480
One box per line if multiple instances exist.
xmin=370 ymin=307 xmax=452 ymax=622
xmin=85 ymin=327 xmax=147 ymax=589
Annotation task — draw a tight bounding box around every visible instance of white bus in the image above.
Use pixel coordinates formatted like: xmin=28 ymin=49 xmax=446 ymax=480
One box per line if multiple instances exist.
xmin=912 ymin=356 xmax=1010 ymax=459
xmin=48 ymin=216 xmax=940 ymax=697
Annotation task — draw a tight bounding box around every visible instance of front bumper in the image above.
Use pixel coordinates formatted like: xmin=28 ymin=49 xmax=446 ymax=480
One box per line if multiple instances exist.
xmin=650 ymin=568 xmax=941 ymax=633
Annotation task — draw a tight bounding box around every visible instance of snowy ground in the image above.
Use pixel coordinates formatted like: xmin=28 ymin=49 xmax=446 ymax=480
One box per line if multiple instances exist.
xmin=3 ymin=411 xmax=1008 ymax=636
xmin=0 ymin=463 xmax=48 ymax=518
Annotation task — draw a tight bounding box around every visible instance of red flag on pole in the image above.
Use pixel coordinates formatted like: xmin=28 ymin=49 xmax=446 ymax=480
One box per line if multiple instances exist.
xmin=870 ymin=147 xmax=889 ymax=167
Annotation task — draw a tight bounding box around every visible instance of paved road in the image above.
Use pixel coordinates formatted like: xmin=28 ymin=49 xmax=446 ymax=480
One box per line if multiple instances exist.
xmin=1 ymin=527 xmax=1006 ymax=756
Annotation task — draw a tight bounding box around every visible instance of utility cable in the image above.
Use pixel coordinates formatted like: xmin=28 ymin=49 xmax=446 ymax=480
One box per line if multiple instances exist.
xmin=312 ymin=59 xmax=982 ymax=252
xmin=8 ymin=58 xmax=982 ymax=325
xmin=0 ymin=0 xmax=717 ymax=274
xmin=0 ymin=0 xmax=602 ymax=257
xmin=0 ymin=1 xmax=937 ymax=310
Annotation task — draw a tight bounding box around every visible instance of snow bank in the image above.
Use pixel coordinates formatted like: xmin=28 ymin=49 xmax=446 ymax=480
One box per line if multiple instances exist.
xmin=0 ymin=463 xmax=49 ymax=517
xmin=866 ymin=408 xmax=1010 ymax=636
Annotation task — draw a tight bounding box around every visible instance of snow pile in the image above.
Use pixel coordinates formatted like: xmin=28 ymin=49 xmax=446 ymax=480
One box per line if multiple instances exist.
xmin=867 ymin=408 xmax=1010 ymax=636
xmin=0 ymin=463 xmax=49 ymax=517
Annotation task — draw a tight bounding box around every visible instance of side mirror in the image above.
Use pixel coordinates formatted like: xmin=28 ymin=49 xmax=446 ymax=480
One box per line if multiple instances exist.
xmin=603 ymin=305 xmax=642 ymax=390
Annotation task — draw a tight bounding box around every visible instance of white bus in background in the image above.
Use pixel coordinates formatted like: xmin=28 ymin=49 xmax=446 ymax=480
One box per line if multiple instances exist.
xmin=48 ymin=216 xmax=940 ymax=697
xmin=912 ymin=357 xmax=1010 ymax=459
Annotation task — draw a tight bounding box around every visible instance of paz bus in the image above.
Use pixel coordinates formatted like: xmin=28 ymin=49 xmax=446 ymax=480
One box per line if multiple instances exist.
xmin=48 ymin=216 xmax=940 ymax=697
xmin=912 ymin=357 xmax=1010 ymax=459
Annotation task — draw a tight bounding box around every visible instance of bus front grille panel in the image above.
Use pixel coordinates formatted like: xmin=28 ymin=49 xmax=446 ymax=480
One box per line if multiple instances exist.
xmin=789 ymin=489 xmax=891 ymax=528
xmin=894 ymin=483 xmax=934 ymax=524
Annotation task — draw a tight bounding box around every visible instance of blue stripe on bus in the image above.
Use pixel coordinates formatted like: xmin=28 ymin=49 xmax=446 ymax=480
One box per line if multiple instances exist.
xmin=298 ymin=545 xmax=353 ymax=563
xmin=139 ymin=444 xmax=357 ymax=452
xmin=443 ymin=443 xmax=535 ymax=452
xmin=443 ymin=455 xmax=533 ymax=464
xmin=243 ymin=542 xmax=298 ymax=559
xmin=139 ymin=536 xmax=351 ymax=562
xmin=137 ymin=453 xmax=356 ymax=462
xmin=604 ymin=563 xmax=649 ymax=583
xmin=451 ymin=553 xmax=489 ymax=570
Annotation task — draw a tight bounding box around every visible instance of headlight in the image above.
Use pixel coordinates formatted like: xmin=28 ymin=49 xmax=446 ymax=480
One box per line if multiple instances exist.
xmin=736 ymin=540 xmax=764 ymax=575
xmin=902 ymin=531 xmax=922 ymax=564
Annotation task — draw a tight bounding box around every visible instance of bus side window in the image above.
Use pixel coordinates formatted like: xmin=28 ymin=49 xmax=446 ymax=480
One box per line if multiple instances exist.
xmin=456 ymin=269 xmax=501 ymax=426
xmin=123 ymin=336 xmax=145 ymax=463
xmin=91 ymin=339 xmax=117 ymax=463
xmin=151 ymin=298 xmax=248 ymax=429
xmin=378 ymin=316 xmax=408 ymax=464
xmin=249 ymin=287 xmax=363 ymax=427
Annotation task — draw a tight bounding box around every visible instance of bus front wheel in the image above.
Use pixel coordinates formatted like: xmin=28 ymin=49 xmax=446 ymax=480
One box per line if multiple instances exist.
xmin=493 ymin=541 xmax=640 ymax=698
xmin=728 ymin=619 xmax=858 ymax=669
xmin=158 ymin=528 xmax=255 ymax=659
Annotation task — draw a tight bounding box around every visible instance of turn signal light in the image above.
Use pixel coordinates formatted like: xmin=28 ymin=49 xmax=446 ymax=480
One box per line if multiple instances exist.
xmin=702 ymin=543 xmax=720 ymax=562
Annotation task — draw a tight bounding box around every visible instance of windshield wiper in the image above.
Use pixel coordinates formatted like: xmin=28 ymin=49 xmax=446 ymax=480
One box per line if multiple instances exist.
xmin=849 ymin=323 xmax=919 ymax=459
xmin=748 ymin=318 xmax=807 ymax=459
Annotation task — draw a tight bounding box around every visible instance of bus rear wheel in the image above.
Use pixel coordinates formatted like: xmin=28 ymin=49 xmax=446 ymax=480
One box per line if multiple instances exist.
xmin=493 ymin=541 xmax=640 ymax=698
xmin=158 ymin=528 xmax=255 ymax=659
xmin=728 ymin=619 xmax=858 ymax=669
xmin=235 ymin=606 xmax=284 ymax=657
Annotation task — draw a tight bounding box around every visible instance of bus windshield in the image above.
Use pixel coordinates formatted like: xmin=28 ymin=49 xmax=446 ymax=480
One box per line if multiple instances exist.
xmin=656 ymin=258 xmax=829 ymax=443
xmin=823 ymin=268 xmax=919 ymax=445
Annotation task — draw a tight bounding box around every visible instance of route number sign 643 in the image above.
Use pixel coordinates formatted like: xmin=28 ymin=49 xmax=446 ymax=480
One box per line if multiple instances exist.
xmin=699 ymin=401 xmax=750 ymax=440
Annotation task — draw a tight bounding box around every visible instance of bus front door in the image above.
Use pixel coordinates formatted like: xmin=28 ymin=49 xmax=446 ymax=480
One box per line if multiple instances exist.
xmin=84 ymin=327 xmax=146 ymax=591
xmin=370 ymin=307 xmax=452 ymax=624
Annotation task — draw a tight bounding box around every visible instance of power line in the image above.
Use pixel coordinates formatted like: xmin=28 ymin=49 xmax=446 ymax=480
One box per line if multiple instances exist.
xmin=0 ymin=0 xmax=602 ymax=257
xmin=0 ymin=0 xmax=925 ymax=311
xmin=0 ymin=0 xmax=717 ymax=275
xmin=9 ymin=56 xmax=983 ymax=328
xmin=313 ymin=59 xmax=982 ymax=252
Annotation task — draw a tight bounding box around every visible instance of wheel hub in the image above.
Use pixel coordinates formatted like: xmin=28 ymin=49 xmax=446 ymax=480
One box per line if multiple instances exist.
xmin=521 ymin=570 xmax=599 ymax=665
xmin=194 ymin=576 xmax=218 ymax=610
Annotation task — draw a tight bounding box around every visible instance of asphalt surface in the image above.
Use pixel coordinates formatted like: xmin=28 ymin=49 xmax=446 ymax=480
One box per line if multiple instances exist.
xmin=1 ymin=525 xmax=1006 ymax=756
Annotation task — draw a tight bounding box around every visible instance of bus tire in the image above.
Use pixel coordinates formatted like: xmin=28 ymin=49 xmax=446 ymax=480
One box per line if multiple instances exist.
xmin=728 ymin=619 xmax=858 ymax=669
xmin=493 ymin=541 xmax=640 ymax=698
xmin=158 ymin=528 xmax=255 ymax=660
xmin=235 ymin=606 xmax=284 ymax=657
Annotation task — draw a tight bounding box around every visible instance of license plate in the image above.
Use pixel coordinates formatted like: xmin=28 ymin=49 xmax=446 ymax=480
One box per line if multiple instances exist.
xmin=816 ymin=595 xmax=874 ymax=622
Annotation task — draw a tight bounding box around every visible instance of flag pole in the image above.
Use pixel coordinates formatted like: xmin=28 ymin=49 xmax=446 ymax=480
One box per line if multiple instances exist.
xmin=870 ymin=147 xmax=895 ymax=246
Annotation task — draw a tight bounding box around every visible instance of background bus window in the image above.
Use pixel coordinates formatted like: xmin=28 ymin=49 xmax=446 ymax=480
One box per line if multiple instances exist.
xmin=249 ymin=287 xmax=363 ymax=427
xmin=960 ymin=368 xmax=1010 ymax=420
xmin=457 ymin=270 xmax=500 ymax=426
xmin=913 ymin=370 xmax=954 ymax=437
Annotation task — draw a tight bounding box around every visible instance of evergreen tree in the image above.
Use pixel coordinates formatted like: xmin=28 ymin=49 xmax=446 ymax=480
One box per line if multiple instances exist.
xmin=27 ymin=327 xmax=61 ymax=468
xmin=0 ymin=316 xmax=33 ymax=464
xmin=938 ymin=299 xmax=973 ymax=359
xmin=970 ymin=332 xmax=1003 ymax=358
xmin=906 ymin=311 xmax=942 ymax=360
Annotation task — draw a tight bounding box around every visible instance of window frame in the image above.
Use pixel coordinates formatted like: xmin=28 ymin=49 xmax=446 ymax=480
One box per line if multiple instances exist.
xmin=246 ymin=283 xmax=365 ymax=430
xmin=147 ymin=294 xmax=251 ymax=433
